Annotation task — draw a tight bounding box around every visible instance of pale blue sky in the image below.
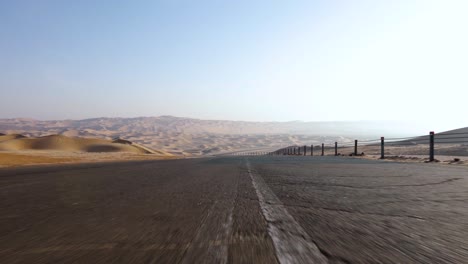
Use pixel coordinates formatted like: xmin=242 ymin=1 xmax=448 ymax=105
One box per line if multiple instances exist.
xmin=1 ymin=0 xmax=467 ymax=131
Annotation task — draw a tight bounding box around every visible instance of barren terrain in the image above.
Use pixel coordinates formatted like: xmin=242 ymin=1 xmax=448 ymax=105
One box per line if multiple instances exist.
xmin=0 ymin=117 xmax=400 ymax=156
xmin=0 ymin=134 xmax=175 ymax=167
xmin=1 ymin=117 xmax=467 ymax=162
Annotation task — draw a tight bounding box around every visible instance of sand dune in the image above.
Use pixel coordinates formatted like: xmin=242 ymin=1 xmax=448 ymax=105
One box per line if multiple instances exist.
xmin=0 ymin=134 xmax=154 ymax=154
xmin=0 ymin=134 xmax=26 ymax=142
xmin=0 ymin=117 xmax=360 ymax=155
xmin=3 ymin=116 xmax=463 ymax=156
xmin=60 ymin=129 xmax=82 ymax=137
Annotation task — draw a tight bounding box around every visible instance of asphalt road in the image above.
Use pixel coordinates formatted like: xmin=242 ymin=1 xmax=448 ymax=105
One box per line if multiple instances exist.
xmin=1 ymin=156 xmax=468 ymax=263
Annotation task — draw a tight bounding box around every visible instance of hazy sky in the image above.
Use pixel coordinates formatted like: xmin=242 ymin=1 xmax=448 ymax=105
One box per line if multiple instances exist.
xmin=1 ymin=0 xmax=467 ymax=130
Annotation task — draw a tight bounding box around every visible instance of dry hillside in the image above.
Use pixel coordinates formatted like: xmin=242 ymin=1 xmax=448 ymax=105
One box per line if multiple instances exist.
xmin=0 ymin=116 xmax=438 ymax=156
xmin=0 ymin=134 xmax=156 ymax=154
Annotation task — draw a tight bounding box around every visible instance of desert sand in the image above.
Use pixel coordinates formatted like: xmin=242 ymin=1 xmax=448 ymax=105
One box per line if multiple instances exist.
xmin=0 ymin=116 xmax=360 ymax=156
xmin=0 ymin=134 xmax=152 ymax=153
xmin=1 ymin=116 xmax=466 ymax=162
xmin=0 ymin=134 xmax=175 ymax=167
xmin=276 ymin=143 xmax=468 ymax=167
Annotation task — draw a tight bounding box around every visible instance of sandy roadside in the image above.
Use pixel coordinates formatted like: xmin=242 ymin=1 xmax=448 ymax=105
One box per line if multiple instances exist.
xmin=0 ymin=150 xmax=182 ymax=168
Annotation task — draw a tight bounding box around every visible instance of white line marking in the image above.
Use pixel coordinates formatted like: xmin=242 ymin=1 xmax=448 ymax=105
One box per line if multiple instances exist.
xmin=246 ymin=159 xmax=328 ymax=264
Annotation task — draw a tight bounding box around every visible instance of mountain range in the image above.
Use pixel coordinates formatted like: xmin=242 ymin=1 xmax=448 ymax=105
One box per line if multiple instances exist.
xmin=0 ymin=116 xmax=450 ymax=156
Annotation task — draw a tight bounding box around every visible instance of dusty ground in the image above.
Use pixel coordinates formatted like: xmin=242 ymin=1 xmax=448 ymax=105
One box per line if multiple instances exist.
xmin=0 ymin=152 xmax=82 ymax=167
xmin=0 ymin=117 xmax=361 ymax=156
xmin=2 ymin=116 xmax=467 ymax=157
xmin=300 ymin=144 xmax=468 ymax=166
xmin=0 ymin=151 xmax=178 ymax=168
xmin=1 ymin=156 xmax=468 ymax=263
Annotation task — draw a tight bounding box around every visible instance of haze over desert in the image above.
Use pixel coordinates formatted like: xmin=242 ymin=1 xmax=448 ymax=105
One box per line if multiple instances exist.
xmin=0 ymin=116 xmax=419 ymax=160
xmin=1 ymin=116 xmax=467 ymax=168
xmin=2 ymin=1 xmax=468 ymax=263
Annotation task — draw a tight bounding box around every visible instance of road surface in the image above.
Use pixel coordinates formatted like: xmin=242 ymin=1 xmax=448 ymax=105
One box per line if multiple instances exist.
xmin=1 ymin=156 xmax=468 ymax=263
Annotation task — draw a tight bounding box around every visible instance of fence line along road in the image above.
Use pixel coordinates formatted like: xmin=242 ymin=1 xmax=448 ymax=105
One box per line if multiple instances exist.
xmin=261 ymin=131 xmax=468 ymax=162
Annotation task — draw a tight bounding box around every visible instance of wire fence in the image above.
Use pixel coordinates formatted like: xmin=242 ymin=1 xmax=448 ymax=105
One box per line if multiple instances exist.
xmin=263 ymin=130 xmax=468 ymax=162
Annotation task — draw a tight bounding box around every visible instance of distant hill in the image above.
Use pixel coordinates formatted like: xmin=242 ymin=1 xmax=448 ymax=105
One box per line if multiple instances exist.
xmin=0 ymin=134 xmax=165 ymax=154
xmin=0 ymin=116 xmax=423 ymax=137
xmin=439 ymin=127 xmax=468 ymax=135
xmin=396 ymin=127 xmax=468 ymax=145
xmin=0 ymin=134 xmax=26 ymax=142
xmin=0 ymin=116 xmax=463 ymax=156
